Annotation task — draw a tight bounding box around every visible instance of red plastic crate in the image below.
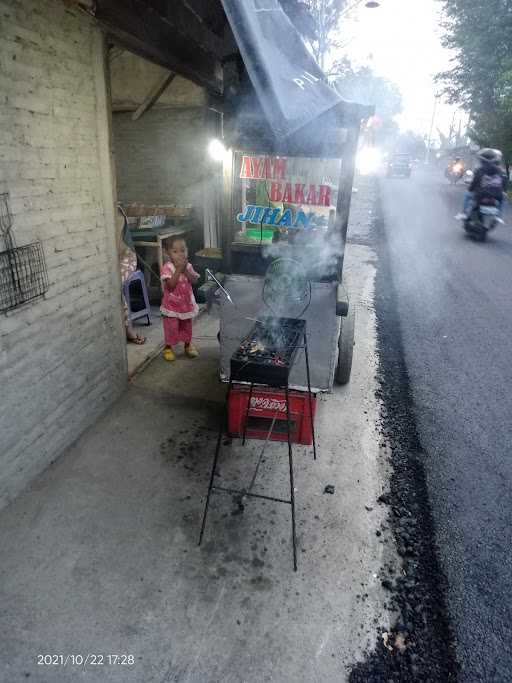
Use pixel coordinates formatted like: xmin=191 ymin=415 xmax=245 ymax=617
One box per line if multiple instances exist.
xmin=228 ymin=384 xmax=316 ymax=445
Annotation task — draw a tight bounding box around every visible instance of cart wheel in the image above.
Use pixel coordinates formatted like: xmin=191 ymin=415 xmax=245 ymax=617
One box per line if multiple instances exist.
xmin=336 ymin=306 xmax=355 ymax=385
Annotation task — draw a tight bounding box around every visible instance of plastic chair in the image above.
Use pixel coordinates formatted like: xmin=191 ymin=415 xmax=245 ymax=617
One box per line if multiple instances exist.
xmin=123 ymin=270 xmax=151 ymax=326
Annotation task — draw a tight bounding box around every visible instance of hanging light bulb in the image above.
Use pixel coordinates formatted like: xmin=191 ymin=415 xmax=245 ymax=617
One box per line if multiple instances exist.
xmin=208 ymin=138 xmax=226 ymax=162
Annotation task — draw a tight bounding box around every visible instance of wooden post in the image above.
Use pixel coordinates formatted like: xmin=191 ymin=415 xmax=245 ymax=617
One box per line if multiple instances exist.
xmin=221 ymin=149 xmax=234 ymax=273
xmin=335 ymin=124 xmax=361 ymax=283
xmin=131 ymin=72 xmax=175 ymax=121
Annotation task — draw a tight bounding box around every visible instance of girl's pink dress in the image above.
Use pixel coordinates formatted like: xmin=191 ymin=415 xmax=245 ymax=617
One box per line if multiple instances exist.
xmin=160 ymin=261 xmax=199 ymax=345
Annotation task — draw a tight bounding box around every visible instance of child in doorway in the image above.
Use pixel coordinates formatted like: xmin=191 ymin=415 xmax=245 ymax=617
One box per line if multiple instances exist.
xmin=160 ymin=236 xmax=200 ymax=361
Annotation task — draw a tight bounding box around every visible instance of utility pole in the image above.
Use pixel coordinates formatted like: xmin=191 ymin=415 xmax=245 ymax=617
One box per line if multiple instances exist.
xmin=425 ymin=94 xmax=439 ymax=165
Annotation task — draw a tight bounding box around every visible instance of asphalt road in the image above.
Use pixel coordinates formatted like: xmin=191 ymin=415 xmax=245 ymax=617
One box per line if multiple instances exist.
xmin=379 ymin=168 xmax=512 ymax=682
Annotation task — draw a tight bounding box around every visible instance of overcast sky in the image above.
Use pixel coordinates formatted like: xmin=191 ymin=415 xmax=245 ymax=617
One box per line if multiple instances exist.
xmin=338 ymin=0 xmax=462 ymax=138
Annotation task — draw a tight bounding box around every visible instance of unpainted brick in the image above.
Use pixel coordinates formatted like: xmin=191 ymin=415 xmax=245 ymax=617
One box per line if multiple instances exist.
xmin=0 ymin=0 xmax=126 ymax=509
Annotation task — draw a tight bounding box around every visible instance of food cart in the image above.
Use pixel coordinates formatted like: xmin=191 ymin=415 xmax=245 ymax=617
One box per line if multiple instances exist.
xmin=198 ymin=105 xmax=371 ymax=568
xmin=198 ymin=0 xmax=373 ymax=569
xmin=198 ymin=1 xmax=374 ymax=391
xmin=205 ymin=99 xmax=372 ymax=391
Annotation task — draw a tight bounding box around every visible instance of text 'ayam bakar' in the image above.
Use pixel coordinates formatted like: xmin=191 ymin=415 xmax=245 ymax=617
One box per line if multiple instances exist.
xmin=237 ymin=155 xmax=333 ymax=230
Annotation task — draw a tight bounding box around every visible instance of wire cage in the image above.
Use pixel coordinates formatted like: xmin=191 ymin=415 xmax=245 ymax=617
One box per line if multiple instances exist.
xmin=0 ymin=192 xmax=49 ymax=313
xmin=0 ymin=241 xmax=49 ymax=313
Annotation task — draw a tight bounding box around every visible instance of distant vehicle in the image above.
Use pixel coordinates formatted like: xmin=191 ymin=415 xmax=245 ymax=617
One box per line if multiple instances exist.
xmin=386 ymin=153 xmax=412 ymax=178
xmin=445 ymin=159 xmax=465 ymax=184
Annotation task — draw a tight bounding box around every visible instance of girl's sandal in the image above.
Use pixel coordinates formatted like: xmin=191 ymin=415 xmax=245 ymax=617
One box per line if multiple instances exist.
xmin=163 ymin=347 xmax=176 ymax=362
xmin=184 ymin=343 xmax=199 ymax=358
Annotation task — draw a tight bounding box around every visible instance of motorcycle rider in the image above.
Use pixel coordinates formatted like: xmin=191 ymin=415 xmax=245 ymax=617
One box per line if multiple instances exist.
xmin=456 ymin=148 xmax=507 ymax=221
xmin=452 ymin=156 xmax=464 ymax=172
xmin=446 ymin=156 xmax=465 ymax=178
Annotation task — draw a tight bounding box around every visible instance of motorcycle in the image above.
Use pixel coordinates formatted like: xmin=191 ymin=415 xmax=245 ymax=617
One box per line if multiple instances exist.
xmin=445 ymin=162 xmax=465 ymax=184
xmin=463 ymin=198 xmax=501 ymax=241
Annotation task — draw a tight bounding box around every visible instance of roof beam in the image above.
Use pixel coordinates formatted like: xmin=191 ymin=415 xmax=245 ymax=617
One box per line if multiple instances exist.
xmin=93 ymin=0 xmax=223 ymax=94
xmin=131 ymin=72 xmax=175 ymax=121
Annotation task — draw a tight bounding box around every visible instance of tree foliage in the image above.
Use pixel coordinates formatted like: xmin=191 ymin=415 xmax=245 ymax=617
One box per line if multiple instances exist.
xmin=437 ymin=0 xmax=512 ymax=160
xmin=331 ymin=57 xmax=403 ymax=147
xmin=331 ymin=57 xmax=402 ymax=119
xmin=281 ymin=0 xmax=348 ymax=69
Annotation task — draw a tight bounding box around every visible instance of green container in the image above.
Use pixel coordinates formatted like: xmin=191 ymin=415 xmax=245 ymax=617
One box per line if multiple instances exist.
xmin=246 ymin=228 xmax=274 ymax=242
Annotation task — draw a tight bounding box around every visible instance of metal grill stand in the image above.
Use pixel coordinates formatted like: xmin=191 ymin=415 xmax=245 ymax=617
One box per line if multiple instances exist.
xmin=198 ymin=324 xmax=316 ymax=571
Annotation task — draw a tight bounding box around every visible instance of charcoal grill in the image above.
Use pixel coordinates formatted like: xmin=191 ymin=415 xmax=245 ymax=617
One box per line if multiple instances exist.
xmin=199 ymin=317 xmax=316 ymax=571
xmin=230 ymin=317 xmax=305 ymax=386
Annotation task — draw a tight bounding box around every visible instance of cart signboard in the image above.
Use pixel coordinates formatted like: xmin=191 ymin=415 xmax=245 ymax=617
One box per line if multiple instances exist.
xmin=233 ymin=152 xmax=342 ymax=244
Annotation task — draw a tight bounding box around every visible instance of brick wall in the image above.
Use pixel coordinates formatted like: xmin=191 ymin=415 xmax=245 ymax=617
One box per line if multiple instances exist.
xmin=0 ymin=0 xmax=126 ymax=508
xmin=112 ymin=108 xmax=208 ymax=207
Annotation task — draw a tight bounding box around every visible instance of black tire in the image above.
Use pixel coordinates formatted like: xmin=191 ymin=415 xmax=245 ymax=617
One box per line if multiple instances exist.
xmin=336 ymin=306 xmax=355 ymax=385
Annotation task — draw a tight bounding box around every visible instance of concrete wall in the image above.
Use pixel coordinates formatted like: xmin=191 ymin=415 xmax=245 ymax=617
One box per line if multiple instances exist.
xmin=110 ymin=50 xmax=206 ymax=111
xmin=112 ymin=107 xmax=209 ymax=207
xmin=0 ymin=0 xmax=126 ymax=509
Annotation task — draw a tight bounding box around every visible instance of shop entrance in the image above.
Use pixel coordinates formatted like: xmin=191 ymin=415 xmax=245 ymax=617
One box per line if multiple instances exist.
xmin=106 ymin=45 xmax=222 ymax=375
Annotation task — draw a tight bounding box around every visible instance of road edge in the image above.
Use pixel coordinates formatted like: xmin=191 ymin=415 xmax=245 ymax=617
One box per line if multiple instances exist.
xmin=348 ymin=179 xmax=460 ymax=682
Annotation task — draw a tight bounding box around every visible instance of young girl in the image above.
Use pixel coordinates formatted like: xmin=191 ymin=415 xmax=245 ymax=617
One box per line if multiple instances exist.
xmin=160 ymin=236 xmax=200 ymax=361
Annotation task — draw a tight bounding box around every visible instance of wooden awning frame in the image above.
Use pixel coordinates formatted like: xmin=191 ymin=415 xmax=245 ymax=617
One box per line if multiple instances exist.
xmin=72 ymin=0 xmax=229 ymax=95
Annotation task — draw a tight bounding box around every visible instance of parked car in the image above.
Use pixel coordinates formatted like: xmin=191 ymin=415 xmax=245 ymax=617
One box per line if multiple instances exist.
xmin=386 ymin=153 xmax=412 ymax=178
